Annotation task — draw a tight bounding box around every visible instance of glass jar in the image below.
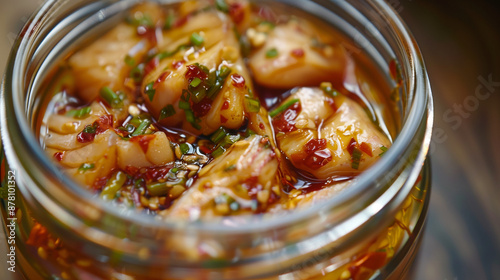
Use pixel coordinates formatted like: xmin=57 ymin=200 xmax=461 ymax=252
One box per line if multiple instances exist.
xmin=1 ymin=0 xmax=433 ymax=279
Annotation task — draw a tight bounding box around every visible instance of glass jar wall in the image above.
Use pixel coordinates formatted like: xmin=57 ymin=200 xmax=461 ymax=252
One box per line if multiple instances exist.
xmin=1 ymin=0 xmax=433 ymax=279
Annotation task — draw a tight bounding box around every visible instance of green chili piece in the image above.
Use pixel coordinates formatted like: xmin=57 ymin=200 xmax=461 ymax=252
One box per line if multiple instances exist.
xmin=147 ymin=182 xmax=170 ymax=196
xmin=131 ymin=118 xmax=152 ymax=136
xmin=269 ymin=99 xmax=300 ymax=118
xmin=101 ymin=171 xmax=127 ymax=201
xmin=100 ymin=87 xmax=123 ymax=109
xmin=66 ymin=107 xmax=91 ymax=119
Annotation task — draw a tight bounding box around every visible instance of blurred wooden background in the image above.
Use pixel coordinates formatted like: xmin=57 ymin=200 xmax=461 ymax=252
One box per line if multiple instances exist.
xmin=1 ymin=0 xmax=499 ymax=279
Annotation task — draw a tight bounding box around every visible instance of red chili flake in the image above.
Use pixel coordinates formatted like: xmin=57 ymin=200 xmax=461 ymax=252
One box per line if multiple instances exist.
xmin=130 ymin=134 xmax=156 ymax=153
xmin=231 ymin=74 xmax=245 ymax=88
xmin=53 ymin=152 xmax=64 ymax=162
xmin=192 ymin=97 xmax=212 ymax=118
xmin=349 ymin=251 xmax=387 ymax=279
xmin=220 ymin=115 xmax=228 ymax=124
xmin=347 ymin=138 xmax=358 ymax=155
xmin=145 ymin=56 xmax=160 ymax=76
xmin=272 ymin=102 xmax=301 ymax=133
xmin=156 ymin=71 xmax=170 ymax=85
xmin=305 ymin=139 xmax=327 ymax=155
xmin=389 ymin=60 xmax=398 ymax=82
xmin=185 ymin=64 xmax=208 ymax=82
xmin=77 ymin=131 xmax=95 ymax=143
xmin=172 ymin=60 xmax=184 ymax=70
xmin=124 ymin=166 xmax=140 ymax=177
xmin=174 ymin=16 xmax=188 ymax=28
xmin=96 ymin=115 xmax=113 ymax=134
xmin=304 ymin=149 xmax=332 ymax=169
xmin=199 ymin=145 xmax=213 ymax=155
xmin=26 ymin=223 xmax=49 ymax=247
xmin=291 ymin=48 xmax=305 ymax=58
xmin=360 ymin=142 xmax=373 ymax=157
xmin=259 ymin=123 xmax=265 ymax=130
xmin=222 ymin=99 xmax=230 ymax=110
xmin=229 ymin=3 xmax=245 ymax=24
xmin=144 ymin=166 xmax=171 ymax=182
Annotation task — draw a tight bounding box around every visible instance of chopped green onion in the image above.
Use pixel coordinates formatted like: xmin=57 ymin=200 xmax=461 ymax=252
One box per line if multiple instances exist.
xmin=245 ymin=129 xmax=256 ymax=137
xmin=100 ymin=171 xmax=127 ymax=201
xmin=127 ymin=14 xmax=153 ymax=27
xmin=179 ymin=100 xmax=191 ymax=110
xmin=379 ymin=146 xmax=388 ymax=157
xmin=224 ymin=134 xmax=241 ymax=145
xmin=179 ymin=143 xmax=191 ymax=154
xmin=269 ymin=98 xmax=300 ymax=118
xmin=259 ymin=21 xmax=275 ymax=29
xmin=66 ymin=106 xmax=91 ymax=119
xmin=210 ymin=127 xmax=227 ymax=144
xmin=83 ymin=124 xmax=97 ymax=134
xmin=244 ymin=96 xmax=261 ymax=113
xmin=191 ymin=88 xmax=207 ymax=103
xmin=159 ymin=105 xmax=176 ymax=120
xmin=134 ymin=178 xmax=145 ymax=188
xmin=78 ymin=163 xmax=95 ymax=173
xmin=164 ymin=12 xmax=176 ymax=30
xmin=124 ymin=55 xmax=135 ymax=67
xmin=266 ymin=48 xmax=279 ymax=58
xmin=190 ymin=32 xmax=205 ymax=46
xmin=185 ymin=109 xmax=196 ymax=124
xmin=224 ymin=164 xmax=236 ymax=172
xmin=211 ymin=146 xmax=226 ymax=158
xmin=170 ymin=167 xmax=178 ymax=174
xmin=130 ymin=64 xmax=145 ymax=83
xmin=320 ymin=82 xmax=340 ymax=97
xmin=131 ymin=118 xmax=152 ymax=136
xmin=215 ymin=0 xmax=229 ymax=13
xmin=145 ymin=82 xmax=156 ymax=102
xmin=351 ymin=148 xmax=362 ymax=170
xmin=190 ymin=77 xmax=202 ymax=88
xmin=218 ymin=66 xmax=231 ymax=78
xmin=100 ymin=87 xmax=123 ymax=109
xmin=184 ymin=109 xmax=200 ymax=130
xmin=147 ymin=182 xmax=169 ymax=196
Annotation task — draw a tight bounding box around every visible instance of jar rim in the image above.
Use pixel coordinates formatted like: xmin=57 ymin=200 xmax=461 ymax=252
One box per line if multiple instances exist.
xmin=1 ymin=0 xmax=433 ymax=236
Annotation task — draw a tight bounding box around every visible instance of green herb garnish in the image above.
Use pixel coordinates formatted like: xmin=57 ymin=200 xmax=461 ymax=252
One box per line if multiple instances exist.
xmin=215 ymin=0 xmax=229 ymax=13
xmin=269 ymin=98 xmax=300 ymax=118
xmin=100 ymin=87 xmax=123 ymax=109
xmin=66 ymin=107 xmax=91 ymax=119
xmin=78 ymin=163 xmax=95 ymax=173
xmin=379 ymin=146 xmax=388 ymax=157
xmin=179 ymin=143 xmax=191 ymax=155
xmin=130 ymin=118 xmax=152 ymax=136
xmin=144 ymin=82 xmax=156 ymax=102
xmin=351 ymin=148 xmax=362 ymax=170
xmin=159 ymin=105 xmax=176 ymax=120
xmin=146 ymin=182 xmax=169 ymax=196
xmin=320 ymin=82 xmax=340 ymax=97
xmin=190 ymin=32 xmax=205 ymax=46
xmin=266 ymin=48 xmax=279 ymax=58
xmin=244 ymin=96 xmax=261 ymax=113
xmin=124 ymin=55 xmax=135 ymax=67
